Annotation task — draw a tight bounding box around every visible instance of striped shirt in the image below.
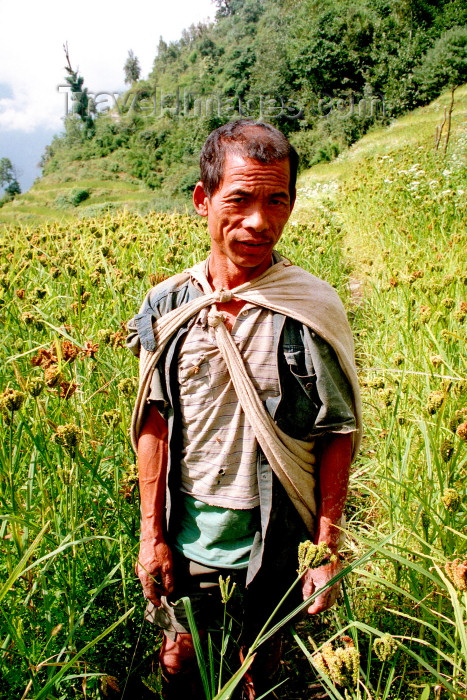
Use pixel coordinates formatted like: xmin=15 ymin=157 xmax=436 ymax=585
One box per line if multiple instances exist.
xmin=177 ymin=303 xmax=278 ymax=509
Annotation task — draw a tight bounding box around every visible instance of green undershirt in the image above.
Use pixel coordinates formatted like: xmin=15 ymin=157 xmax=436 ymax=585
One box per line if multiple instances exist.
xmin=173 ymin=494 xmax=260 ymax=569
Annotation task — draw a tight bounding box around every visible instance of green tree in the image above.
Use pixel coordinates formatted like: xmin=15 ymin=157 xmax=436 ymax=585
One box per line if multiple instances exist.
xmin=63 ymin=43 xmax=95 ymax=135
xmin=0 ymin=157 xmax=21 ymax=205
xmin=214 ymin=0 xmax=245 ymax=18
xmin=0 ymin=157 xmax=16 ymax=188
xmin=123 ymin=49 xmax=141 ymax=84
xmin=415 ymin=26 xmax=467 ymax=151
xmin=416 ymin=26 xmax=467 ymax=99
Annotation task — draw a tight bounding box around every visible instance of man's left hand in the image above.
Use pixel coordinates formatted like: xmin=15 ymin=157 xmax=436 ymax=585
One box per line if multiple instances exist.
xmin=301 ymin=557 xmax=343 ymax=614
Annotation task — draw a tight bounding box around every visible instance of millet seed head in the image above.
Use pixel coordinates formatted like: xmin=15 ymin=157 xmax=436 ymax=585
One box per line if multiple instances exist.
xmin=426 ymin=391 xmax=445 ymax=414
xmin=53 ymin=423 xmax=83 ymax=455
xmin=0 ymin=388 xmax=26 ymax=413
xmin=445 ymin=559 xmax=467 ymax=591
xmin=441 ymin=488 xmax=461 ymax=513
xmin=102 ymin=409 xmax=121 ymax=429
xmin=27 ymin=377 xmax=45 ymax=397
xmin=298 ymin=540 xmax=335 ymax=575
xmin=373 ymin=633 xmax=397 ymax=662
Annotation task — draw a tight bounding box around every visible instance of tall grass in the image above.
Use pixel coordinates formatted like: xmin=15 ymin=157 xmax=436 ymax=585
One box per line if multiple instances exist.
xmin=318 ymin=121 xmax=467 ymax=697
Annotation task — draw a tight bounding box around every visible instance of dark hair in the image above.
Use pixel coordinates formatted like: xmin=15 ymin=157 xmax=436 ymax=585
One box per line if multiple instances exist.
xmin=199 ymin=119 xmax=299 ymax=199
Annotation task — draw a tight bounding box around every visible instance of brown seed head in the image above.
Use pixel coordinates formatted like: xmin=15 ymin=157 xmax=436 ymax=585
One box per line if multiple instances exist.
xmin=445 ymin=559 xmax=467 ymax=591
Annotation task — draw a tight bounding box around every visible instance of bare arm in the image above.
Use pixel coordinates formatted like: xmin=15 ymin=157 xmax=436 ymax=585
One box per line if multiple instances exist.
xmin=136 ymin=402 xmax=174 ymax=606
xmin=302 ymin=432 xmax=352 ymax=614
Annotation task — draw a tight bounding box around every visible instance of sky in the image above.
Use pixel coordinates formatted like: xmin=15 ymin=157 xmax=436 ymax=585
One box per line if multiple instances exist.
xmin=0 ymin=0 xmax=215 ymax=192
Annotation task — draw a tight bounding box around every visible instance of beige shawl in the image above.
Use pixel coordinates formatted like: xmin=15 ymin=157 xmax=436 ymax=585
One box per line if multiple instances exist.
xmin=131 ymin=257 xmax=361 ymax=532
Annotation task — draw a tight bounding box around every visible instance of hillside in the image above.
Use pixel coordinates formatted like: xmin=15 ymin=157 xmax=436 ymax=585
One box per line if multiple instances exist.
xmin=1 ymin=0 xmax=466 ymax=225
xmin=1 ymin=83 xmax=465 ymax=227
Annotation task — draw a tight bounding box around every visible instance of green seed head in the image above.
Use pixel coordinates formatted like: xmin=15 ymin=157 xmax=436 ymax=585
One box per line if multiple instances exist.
xmin=28 ymin=377 xmax=45 ymax=397
xmin=313 ymin=638 xmax=359 ymax=689
xmin=102 ymin=409 xmax=121 ymax=429
xmin=442 ymin=488 xmax=461 ymax=513
xmin=393 ymin=353 xmax=404 ymax=366
xmin=453 ymin=379 xmax=467 ymax=396
xmin=449 ymin=410 xmax=467 ymax=432
xmin=21 ymin=311 xmax=35 ymax=325
xmin=0 ymin=388 xmax=26 ymax=413
xmin=379 ymin=388 xmax=394 ymax=406
xmin=118 ymin=378 xmax=137 ymax=397
xmin=368 ymin=377 xmax=385 ymax=389
xmin=218 ymin=574 xmax=236 ymax=604
xmin=53 ymin=423 xmax=83 ymax=455
xmin=440 ymin=438 xmax=454 ymax=462
xmin=426 ymin=391 xmax=445 ymax=414
xmin=421 ymin=511 xmax=430 ymax=531
xmin=373 ymin=633 xmax=397 ymax=662
xmin=298 ymin=540 xmax=335 ymax=575
xmin=97 ymin=329 xmax=113 ymax=344
xmin=419 ymin=305 xmax=431 ymax=322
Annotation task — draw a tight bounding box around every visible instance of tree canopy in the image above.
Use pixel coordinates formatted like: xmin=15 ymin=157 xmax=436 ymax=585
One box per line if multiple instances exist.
xmin=42 ymin=0 xmax=467 ymax=194
xmin=0 ymin=157 xmax=21 ymax=204
xmin=63 ymin=43 xmax=95 ymax=135
xmin=123 ymin=50 xmax=141 ymax=84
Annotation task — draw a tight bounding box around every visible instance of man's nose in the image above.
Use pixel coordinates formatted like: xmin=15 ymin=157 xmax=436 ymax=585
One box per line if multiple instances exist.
xmin=243 ymin=205 xmax=268 ymax=233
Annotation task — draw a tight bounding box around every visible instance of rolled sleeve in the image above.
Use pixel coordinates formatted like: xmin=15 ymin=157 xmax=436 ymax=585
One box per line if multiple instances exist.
xmin=126 ymin=290 xmax=166 ymax=407
xmin=126 ymin=288 xmax=163 ymax=356
xmin=147 ymin=365 xmax=167 ymax=406
xmin=303 ymin=329 xmax=356 ymax=436
xmin=126 ymin=315 xmax=141 ymax=356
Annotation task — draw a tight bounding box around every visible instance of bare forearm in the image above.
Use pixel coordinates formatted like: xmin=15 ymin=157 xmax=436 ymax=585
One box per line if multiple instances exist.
xmin=137 ymin=403 xmax=169 ymax=540
xmin=136 ymin=403 xmax=174 ymax=604
xmin=302 ymin=433 xmax=352 ymax=614
xmin=314 ymin=433 xmax=352 ymax=552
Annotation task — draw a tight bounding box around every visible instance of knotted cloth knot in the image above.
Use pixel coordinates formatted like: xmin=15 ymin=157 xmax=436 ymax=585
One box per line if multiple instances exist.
xmin=215 ymin=289 xmax=233 ymax=303
xmin=207 ymin=310 xmax=225 ymax=328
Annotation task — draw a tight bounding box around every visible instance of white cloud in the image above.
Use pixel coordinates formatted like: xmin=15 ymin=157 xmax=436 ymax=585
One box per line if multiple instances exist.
xmin=0 ymin=0 xmax=214 ymax=133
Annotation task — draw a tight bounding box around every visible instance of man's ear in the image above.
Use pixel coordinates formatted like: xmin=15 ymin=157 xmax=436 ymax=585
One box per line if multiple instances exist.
xmin=193 ymin=181 xmax=209 ymax=217
xmin=290 ymin=191 xmax=296 ymax=213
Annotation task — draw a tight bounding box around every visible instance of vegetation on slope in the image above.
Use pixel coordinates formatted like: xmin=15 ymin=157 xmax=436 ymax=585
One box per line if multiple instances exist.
xmin=27 ymin=0 xmax=467 ymax=202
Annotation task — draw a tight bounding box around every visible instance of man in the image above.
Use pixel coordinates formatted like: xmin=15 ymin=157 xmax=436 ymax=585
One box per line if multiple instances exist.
xmin=127 ymin=120 xmax=361 ymax=698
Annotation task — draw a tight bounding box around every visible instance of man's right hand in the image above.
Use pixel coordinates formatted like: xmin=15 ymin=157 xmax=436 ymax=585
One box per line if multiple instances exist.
xmin=136 ymin=538 xmax=174 ymax=607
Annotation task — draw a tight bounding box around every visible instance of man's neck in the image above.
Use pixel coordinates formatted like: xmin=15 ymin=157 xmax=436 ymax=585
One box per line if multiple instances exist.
xmin=207 ymin=254 xmax=274 ymax=291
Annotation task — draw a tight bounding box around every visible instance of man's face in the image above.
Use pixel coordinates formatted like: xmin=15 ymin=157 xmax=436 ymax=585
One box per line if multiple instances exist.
xmin=193 ymin=152 xmax=294 ymax=280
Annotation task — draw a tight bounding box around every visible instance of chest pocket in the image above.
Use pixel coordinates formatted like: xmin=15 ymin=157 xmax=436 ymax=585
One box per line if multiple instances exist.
xmin=283 ymin=347 xmax=317 ymax=401
xmin=274 ymin=320 xmax=321 ymax=440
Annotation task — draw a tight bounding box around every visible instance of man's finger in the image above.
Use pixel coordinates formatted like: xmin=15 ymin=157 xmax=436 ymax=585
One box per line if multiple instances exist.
xmin=162 ymin=570 xmax=174 ymax=595
xmin=307 ymin=583 xmax=339 ymax=614
xmin=142 ymin=579 xmax=163 ymax=607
